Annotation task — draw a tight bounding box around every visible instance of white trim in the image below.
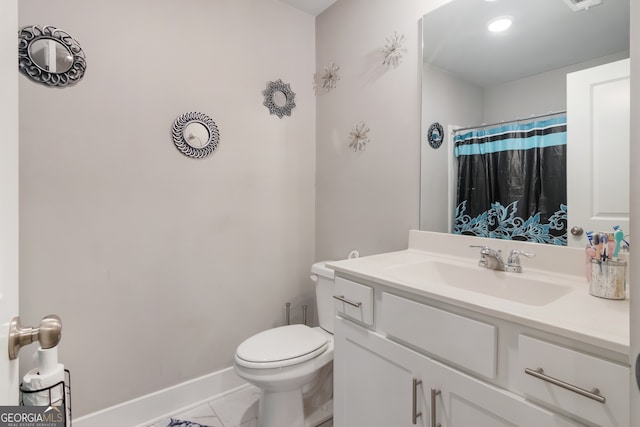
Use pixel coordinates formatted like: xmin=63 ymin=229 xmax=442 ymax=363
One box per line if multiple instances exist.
xmin=447 ymin=124 xmax=460 ymax=234
xmin=73 ymin=367 xmax=246 ymax=427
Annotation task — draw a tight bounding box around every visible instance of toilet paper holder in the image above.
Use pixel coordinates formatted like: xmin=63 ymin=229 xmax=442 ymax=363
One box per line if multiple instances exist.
xmin=8 ymin=315 xmax=62 ymax=360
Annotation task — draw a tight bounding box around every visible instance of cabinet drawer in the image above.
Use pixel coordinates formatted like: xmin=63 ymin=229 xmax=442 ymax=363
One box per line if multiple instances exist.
xmin=517 ymin=335 xmax=629 ymax=427
xmin=379 ymin=292 xmax=496 ymax=379
xmin=334 ymin=277 xmax=374 ymax=326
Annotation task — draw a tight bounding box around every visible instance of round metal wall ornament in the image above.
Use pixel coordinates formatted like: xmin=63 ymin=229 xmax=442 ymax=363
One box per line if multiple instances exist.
xmin=263 ymin=79 xmax=296 ymax=118
xmin=18 ymin=25 xmax=87 ymax=87
xmin=427 ymin=122 xmax=444 ymax=149
xmin=172 ymin=112 xmax=220 ymax=159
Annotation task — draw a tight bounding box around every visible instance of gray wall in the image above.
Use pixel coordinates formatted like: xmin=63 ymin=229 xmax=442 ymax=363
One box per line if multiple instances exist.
xmin=19 ymin=0 xmax=316 ymax=416
xmin=420 ymin=63 xmax=483 ymax=232
xmin=629 ymin=0 xmax=640 ymax=422
xmin=483 ymin=51 xmax=629 ymax=123
xmin=315 ymin=0 xmax=451 ymax=261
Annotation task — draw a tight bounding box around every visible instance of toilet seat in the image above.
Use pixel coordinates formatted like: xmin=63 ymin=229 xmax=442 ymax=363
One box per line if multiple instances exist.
xmin=235 ymin=324 xmax=328 ymax=369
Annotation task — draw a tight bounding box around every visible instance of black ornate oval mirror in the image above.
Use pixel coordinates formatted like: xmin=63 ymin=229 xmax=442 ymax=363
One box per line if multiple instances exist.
xmin=18 ymin=25 xmax=87 ymax=87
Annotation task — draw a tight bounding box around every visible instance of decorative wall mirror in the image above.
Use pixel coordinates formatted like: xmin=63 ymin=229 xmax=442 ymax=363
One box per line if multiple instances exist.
xmin=263 ymin=79 xmax=296 ymax=118
xmin=172 ymin=112 xmax=220 ymax=159
xmin=18 ymin=25 xmax=87 ymax=87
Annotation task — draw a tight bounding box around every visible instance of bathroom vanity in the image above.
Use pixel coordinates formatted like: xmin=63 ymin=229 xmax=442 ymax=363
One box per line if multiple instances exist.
xmin=329 ymin=231 xmax=630 ymax=427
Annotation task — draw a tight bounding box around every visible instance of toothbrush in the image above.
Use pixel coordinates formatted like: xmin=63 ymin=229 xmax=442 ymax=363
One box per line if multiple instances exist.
xmin=613 ymin=225 xmax=630 ymax=248
xmin=593 ymin=234 xmax=602 ymax=273
xmin=593 ymin=233 xmax=600 ymax=254
xmin=586 ymin=230 xmax=594 ymax=247
xmin=600 ymin=233 xmax=608 ymax=261
xmin=613 ymin=228 xmax=624 ymax=259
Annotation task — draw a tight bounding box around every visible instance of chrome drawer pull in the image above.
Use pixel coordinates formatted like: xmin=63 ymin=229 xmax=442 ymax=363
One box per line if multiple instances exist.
xmin=525 ymin=367 xmax=606 ymax=404
xmin=333 ymin=295 xmax=362 ymax=308
xmin=430 ymin=388 xmax=441 ymax=427
xmin=412 ymin=378 xmax=422 ymax=425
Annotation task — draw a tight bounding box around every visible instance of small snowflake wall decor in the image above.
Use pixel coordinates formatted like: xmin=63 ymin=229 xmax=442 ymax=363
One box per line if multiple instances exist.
xmin=382 ymin=31 xmax=407 ymax=67
xmin=348 ymin=122 xmax=370 ymax=152
xmin=319 ymin=62 xmax=340 ymax=92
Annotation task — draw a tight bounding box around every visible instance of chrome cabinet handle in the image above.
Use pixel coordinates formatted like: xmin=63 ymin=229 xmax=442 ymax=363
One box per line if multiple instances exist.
xmin=332 ymin=295 xmax=362 ymax=308
xmin=430 ymin=388 xmax=441 ymax=427
xmin=412 ymin=378 xmax=422 ymax=425
xmin=525 ymin=368 xmax=606 ymax=404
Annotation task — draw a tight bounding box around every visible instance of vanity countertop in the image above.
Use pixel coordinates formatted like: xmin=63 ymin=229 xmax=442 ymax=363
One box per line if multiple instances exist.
xmin=328 ymin=231 xmax=630 ymax=355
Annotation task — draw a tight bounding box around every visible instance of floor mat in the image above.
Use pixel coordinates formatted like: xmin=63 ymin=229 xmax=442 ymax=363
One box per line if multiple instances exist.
xmin=166 ymin=418 xmax=214 ymax=427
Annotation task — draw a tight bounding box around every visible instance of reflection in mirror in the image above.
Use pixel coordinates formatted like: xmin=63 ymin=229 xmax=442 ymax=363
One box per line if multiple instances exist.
xmin=272 ymin=90 xmax=288 ymax=108
xmin=184 ymin=122 xmax=210 ymax=149
xmin=29 ymin=39 xmax=74 ymax=73
xmin=18 ymin=25 xmax=87 ymax=87
xmin=420 ymin=0 xmax=629 ymax=247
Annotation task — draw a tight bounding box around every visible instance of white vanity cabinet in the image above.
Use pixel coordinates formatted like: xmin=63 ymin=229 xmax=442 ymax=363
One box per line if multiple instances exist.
xmin=333 ymin=275 xmax=628 ymax=427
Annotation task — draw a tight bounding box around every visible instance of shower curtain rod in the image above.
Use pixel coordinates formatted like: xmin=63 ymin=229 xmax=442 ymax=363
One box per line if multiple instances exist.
xmin=451 ymin=110 xmax=567 ymax=134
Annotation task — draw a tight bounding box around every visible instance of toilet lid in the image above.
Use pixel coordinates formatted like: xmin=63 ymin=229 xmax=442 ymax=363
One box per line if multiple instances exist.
xmin=236 ymin=324 xmax=328 ymax=368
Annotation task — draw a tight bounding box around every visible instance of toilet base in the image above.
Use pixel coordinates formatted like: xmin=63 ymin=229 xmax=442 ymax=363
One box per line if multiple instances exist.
xmin=259 ymin=388 xmax=304 ymax=427
xmin=258 ymin=391 xmax=333 ymax=427
xmin=304 ymin=399 xmax=333 ymax=427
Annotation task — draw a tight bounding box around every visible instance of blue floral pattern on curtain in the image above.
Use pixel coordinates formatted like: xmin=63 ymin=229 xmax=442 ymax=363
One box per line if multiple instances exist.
xmin=453 ymin=115 xmax=567 ymax=245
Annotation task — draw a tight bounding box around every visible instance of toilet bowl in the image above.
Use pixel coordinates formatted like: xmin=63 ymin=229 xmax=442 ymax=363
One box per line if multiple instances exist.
xmin=234 ymin=262 xmax=335 ymax=427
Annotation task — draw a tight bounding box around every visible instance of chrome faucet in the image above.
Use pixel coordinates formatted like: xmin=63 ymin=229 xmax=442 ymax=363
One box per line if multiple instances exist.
xmin=505 ymin=249 xmax=535 ymax=273
xmin=470 ymin=246 xmax=535 ymax=273
xmin=470 ymin=245 xmax=505 ymax=271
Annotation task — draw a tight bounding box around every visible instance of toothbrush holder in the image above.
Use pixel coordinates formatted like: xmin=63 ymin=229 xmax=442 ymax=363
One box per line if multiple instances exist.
xmin=589 ymin=259 xmax=626 ymax=300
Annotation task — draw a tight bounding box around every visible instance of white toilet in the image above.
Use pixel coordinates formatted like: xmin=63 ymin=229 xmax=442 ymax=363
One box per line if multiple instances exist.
xmin=234 ymin=262 xmax=335 ymax=427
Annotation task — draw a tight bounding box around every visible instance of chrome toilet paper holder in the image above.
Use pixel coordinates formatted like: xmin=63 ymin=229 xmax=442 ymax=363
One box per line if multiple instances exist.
xmin=8 ymin=315 xmax=62 ymax=360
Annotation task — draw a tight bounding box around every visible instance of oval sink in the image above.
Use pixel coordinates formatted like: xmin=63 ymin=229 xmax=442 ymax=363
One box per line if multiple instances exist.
xmin=385 ymin=260 xmax=573 ymax=306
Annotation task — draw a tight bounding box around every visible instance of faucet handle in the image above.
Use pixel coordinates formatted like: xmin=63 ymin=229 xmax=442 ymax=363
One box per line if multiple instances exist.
xmin=507 ymin=249 xmax=535 ymax=263
xmin=506 ymin=250 xmax=535 ymax=273
xmin=469 ymin=245 xmax=489 ymax=249
xmin=469 ymin=245 xmax=502 ymax=255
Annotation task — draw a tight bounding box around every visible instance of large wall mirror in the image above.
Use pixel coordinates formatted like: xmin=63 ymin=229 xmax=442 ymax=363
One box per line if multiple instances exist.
xmin=419 ymin=0 xmax=630 ymax=248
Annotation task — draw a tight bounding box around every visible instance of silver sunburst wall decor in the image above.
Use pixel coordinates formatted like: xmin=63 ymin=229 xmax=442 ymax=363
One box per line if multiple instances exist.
xmin=348 ymin=122 xmax=370 ymax=152
xmin=381 ymin=31 xmax=407 ymax=68
xmin=263 ymin=79 xmax=296 ymax=118
xmin=318 ymin=62 xmax=340 ymax=92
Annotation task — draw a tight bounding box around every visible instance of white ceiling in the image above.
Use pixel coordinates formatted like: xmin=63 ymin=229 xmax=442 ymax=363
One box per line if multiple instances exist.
xmin=422 ymin=0 xmax=629 ymax=87
xmin=278 ymin=0 xmax=337 ymax=16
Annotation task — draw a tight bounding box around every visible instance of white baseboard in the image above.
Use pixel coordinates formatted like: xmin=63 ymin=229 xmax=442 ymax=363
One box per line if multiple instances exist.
xmin=73 ymin=367 xmax=246 ymax=427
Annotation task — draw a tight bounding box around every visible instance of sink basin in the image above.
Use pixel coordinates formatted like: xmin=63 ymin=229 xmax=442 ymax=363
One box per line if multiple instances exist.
xmin=385 ymin=260 xmax=573 ymax=306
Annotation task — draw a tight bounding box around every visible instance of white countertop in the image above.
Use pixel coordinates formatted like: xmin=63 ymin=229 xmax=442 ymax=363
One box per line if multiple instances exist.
xmin=328 ymin=231 xmax=630 ymax=355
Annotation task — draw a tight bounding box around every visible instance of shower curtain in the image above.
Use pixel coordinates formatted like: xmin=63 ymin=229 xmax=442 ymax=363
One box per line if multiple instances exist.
xmin=452 ymin=115 xmax=567 ymax=245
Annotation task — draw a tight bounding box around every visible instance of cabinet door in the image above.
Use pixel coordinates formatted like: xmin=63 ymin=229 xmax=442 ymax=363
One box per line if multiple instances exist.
xmin=333 ymin=317 xmax=430 ymax=427
xmin=431 ymin=360 xmax=581 ymax=427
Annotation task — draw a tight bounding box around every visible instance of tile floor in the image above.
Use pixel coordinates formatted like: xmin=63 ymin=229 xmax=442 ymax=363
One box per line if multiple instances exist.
xmin=143 ymin=385 xmax=333 ymax=427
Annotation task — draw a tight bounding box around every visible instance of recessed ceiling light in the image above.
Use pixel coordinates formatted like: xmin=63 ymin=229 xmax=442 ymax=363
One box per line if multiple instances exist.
xmin=487 ymin=16 xmax=513 ymax=32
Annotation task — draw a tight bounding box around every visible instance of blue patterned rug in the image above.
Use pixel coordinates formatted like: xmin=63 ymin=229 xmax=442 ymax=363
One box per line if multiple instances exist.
xmin=166 ymin=419 xmax=213 ymax=427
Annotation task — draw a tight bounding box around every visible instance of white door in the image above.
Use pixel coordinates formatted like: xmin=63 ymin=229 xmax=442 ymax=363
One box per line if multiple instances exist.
xmin=0 ymin=0 xmax=20 ymax=405
xmin=566 ymin=59 xmax=630 ymax=248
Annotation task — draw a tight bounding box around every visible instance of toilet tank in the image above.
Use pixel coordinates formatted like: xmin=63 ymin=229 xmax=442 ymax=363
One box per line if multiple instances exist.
xmin=311 ymin=261 xmax=336 ymax=334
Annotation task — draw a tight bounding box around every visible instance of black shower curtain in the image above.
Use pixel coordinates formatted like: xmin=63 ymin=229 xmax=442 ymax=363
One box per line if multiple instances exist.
xmin=452 ymin=115 xmax=567 ymax=245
